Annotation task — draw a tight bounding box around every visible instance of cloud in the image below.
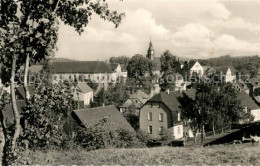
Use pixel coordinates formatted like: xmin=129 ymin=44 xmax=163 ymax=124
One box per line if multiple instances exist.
xmin=170 ymin=23 xmax=260 ymax=58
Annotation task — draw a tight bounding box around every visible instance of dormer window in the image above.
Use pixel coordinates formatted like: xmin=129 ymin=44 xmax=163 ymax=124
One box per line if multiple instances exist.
xmin=177 ymin=112 xmax=181 ymax=121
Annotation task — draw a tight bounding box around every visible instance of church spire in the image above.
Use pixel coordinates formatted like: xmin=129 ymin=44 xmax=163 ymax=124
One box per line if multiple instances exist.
xmin=147 ymin=38 xmax=154 ymax=60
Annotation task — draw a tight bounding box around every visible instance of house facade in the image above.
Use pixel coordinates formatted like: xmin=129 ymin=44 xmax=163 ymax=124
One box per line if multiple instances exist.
xmin=51 ymin=61 xmax=120 ymax=90
xmin=215 ymin=66 xmax=236 ymax=83
xmin=72 ymin=82 xmax=93 ymax=107
xmin=140 ymin=91 xmax=188 ymax=140
xmin=189 ymin=61 xmax=204 ymax=76
xmin=109 ymin=63 xmax=128 ymax=82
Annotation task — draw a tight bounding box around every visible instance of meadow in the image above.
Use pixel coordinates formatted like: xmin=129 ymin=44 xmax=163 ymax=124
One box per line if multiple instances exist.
xmin=21 ymin=143 xmax=260 ymax=165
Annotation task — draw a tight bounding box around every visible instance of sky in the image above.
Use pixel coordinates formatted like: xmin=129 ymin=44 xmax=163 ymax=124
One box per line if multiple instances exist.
xmin=56 ymin=0 xmax=260 ymax=61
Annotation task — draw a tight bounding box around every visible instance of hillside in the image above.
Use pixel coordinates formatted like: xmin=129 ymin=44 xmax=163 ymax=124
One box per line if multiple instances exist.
xmin=21 ymin=144 xmax=260 ymax=165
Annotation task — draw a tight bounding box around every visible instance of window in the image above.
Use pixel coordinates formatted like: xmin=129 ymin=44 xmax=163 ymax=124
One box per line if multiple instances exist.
xmin=148 ymin=126 xmax=152 ymax=134
xmin=159 ymin=113 xmax=163 ymax=122
xmin=148 ymin=112 xmax=152 ymax=121
xmin=150 ymin=103 xmax=153 ymax=108
xmin=177 ymin=112 xmax=181 ymax=121
xmin=159 ymin=127 xmax=163 ymax=135
xmin=177 ymin=126 xmax=181 ymax=135
xmin=158 ymin=103 xmax=160 ymax=108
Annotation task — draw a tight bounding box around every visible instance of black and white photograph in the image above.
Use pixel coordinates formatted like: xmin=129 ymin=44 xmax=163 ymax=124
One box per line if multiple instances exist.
xmin=0 ymin=0 xmax=260 ymax=165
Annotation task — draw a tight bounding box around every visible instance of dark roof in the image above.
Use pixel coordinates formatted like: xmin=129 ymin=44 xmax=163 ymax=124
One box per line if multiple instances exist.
xmin=149 ymin=90 xmax=196 ymax=112
xmin=28 ymin=65 xmax=43 ymax=74
xmin=15 ymin=86 xmax=35 ymax=100
xmin=109 ymin=63 xmax=119 ymax=71
xmin=129 ymin=90 xmax=149 ymax=104
xmin=182 ymin=61 xmax=196 ymax=71
xmin=77 ymin=82 xmax=93 ymax=93
xmin=51 ymin=61 xmax=113 ymax=74
xmin=215 ymin=66 xmax=236 ymax=75
xmin=73 ymin=105 xmax=135 ymax=133
xmin=237 ymin=91 xmax=259 ymax=110
xmin=247 ymin=78 xmax=260 ymax=87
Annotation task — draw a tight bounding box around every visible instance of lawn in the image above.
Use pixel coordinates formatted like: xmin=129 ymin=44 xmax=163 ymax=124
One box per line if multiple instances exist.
xmin=22 ymin=143 xmax=260 ymax=165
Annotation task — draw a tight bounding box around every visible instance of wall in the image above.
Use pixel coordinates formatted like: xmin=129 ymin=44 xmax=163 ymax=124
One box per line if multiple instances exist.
xmin=251 ymin=109 xmax=260 ymax=121
xmin=190 ymin=62 xmax=204 ymax=76
xmin=172 ymin=124 xmax=183 ymax=139
xmin=139 ymin=102 xmax=172 ymax=139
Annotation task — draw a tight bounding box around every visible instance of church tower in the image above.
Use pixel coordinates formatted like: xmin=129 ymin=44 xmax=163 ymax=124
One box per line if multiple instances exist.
xmin=147 ymin=39 xmax=154 ymax=61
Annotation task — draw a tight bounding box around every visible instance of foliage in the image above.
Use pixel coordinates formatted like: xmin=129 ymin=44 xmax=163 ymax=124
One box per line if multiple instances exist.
xmin=127 ymin=54 xmax=154 ymax=78
xmin=122 ymin=106 xmax=139 ymax=130
xmin=91 ymin=83 xmax=129 ymax=108
xmin=159 ymin=127 xmax=172 ymax=141
xmin=21 ymin=82 xmax=78 ymax=149
xmin=159 ymin=50 xmax=181 ymax=91
xmin=0 ymin=0 xmax=125 ymax=164
xmin=109 ymin=56 xmax=130 ymax=67
xmin=180 ymin=82 xmax=251 ymax=133
xmin=75 ymin=125 xmax=140 ymax=150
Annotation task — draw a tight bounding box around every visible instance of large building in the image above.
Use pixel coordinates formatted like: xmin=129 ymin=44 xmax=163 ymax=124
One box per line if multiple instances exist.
xmin=51 ymin=61 xmax=127 ymax=90
xmin=139 ymin=90 xmax=196 ymax=140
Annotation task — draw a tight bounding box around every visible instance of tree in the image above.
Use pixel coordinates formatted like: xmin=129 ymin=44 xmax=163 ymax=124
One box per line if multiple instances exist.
xmin=109 ymin=56 xmax=130 ymax=67
xmin=0 ymin=0 xmax=124 ymax=164
xmin=127 ymin=54 xmax=153 ymax=78
xmin=159 ymin=50 xmax=181 ymax=91
xmin=91 ymin=83 xmax=129 ymax=108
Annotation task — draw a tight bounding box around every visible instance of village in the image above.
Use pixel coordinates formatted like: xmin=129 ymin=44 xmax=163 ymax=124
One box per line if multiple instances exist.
xmin=1 ymin=0 xmax=260 ymax=165
xmin=1 ymin=40 xmax=260 ymax=150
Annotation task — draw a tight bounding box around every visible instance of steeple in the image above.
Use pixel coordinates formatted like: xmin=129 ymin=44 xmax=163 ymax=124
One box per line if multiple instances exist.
xmin=147 ymin=38 xmax=154 ymax=61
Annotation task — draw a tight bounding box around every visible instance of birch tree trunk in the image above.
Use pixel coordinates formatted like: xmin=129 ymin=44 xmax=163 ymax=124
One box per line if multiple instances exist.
xmin=0 ymin=89 xmax=7 ymax=165
xmin=10 ymin=55 xmax=21 ymax=150
xmin=23 ymin=53 xmax=30 ymax=100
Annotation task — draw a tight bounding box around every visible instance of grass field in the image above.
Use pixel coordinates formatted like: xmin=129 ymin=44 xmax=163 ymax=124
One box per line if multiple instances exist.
xmin=22 ymin=143 xmax=260 ymax=165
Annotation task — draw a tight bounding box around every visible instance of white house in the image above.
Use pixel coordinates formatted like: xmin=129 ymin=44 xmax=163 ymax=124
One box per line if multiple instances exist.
xmin=109 ymin=63 xmax=128 ymax=82
xmin=238 ymin=91 xmax=260 ymax=122
xmin=73 ymin=82 xmax=93 ymax=107
xmin=182 ymin=61 xmax=204 ymax=77
xmin=216 ymin=66 xmax=236 ymax=83
xmin=190 ymin=61 xmax=204 ymax=76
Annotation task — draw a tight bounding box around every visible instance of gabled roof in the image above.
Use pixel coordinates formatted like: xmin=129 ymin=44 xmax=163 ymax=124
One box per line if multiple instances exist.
xmin=77 ymin=82 xmax=93 ymax=93
xmin=15 ymin=86 xmax=35 ymax=100
xmin=51 ymin=61 xmax=113 ymax=74
xmin=202 ymin=66 xmax=211 ymax=72
xmin=247 ymin=77 xmax=260 ymax=87
xmin=237 ymin=91 xmax=259 ymax=110
xmin=148 ymin=90 xmax=196 ymax=112
xmin=215 ymin=66 xmax=236 ymax=75
xmin=73 ymin=105 xmax=135 ymax=133
xmin=129 ymin=90 xmax=149 ymax=104
xmin=109 ymin=63 xmax=120 ymax=71
xmin=182 ymin=61 xmax=197 ymax=71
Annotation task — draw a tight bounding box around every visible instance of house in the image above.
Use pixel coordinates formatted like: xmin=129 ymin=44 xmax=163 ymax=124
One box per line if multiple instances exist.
xmin=72 ymin=82 xmax=93 ymax=107
xmin=215 ymin=66 xmax=236 ymax=83
xmin=63 ymin=105 xmax=135 ymax=136
xmin=237 ymin=91 xmax=260 ymax=122
xmin=139 ymin=90 xmax=196 ymax=140
xmin=120 ymin=90 xmax=150 ymax=114
xmin=181 ymin=61 xmax=204 ymax=77
xmin=51 ymin=61 xmax=115 ymax=90
xmin=109 ymin=63 xmax=127 ymax=82
xmin=246 ymin=77 xmax=260 ymax=94
xmin=232 ymin=82 xmax=249 ymax=94
xmin=173 ymin=73 xmax=186 ymax=92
